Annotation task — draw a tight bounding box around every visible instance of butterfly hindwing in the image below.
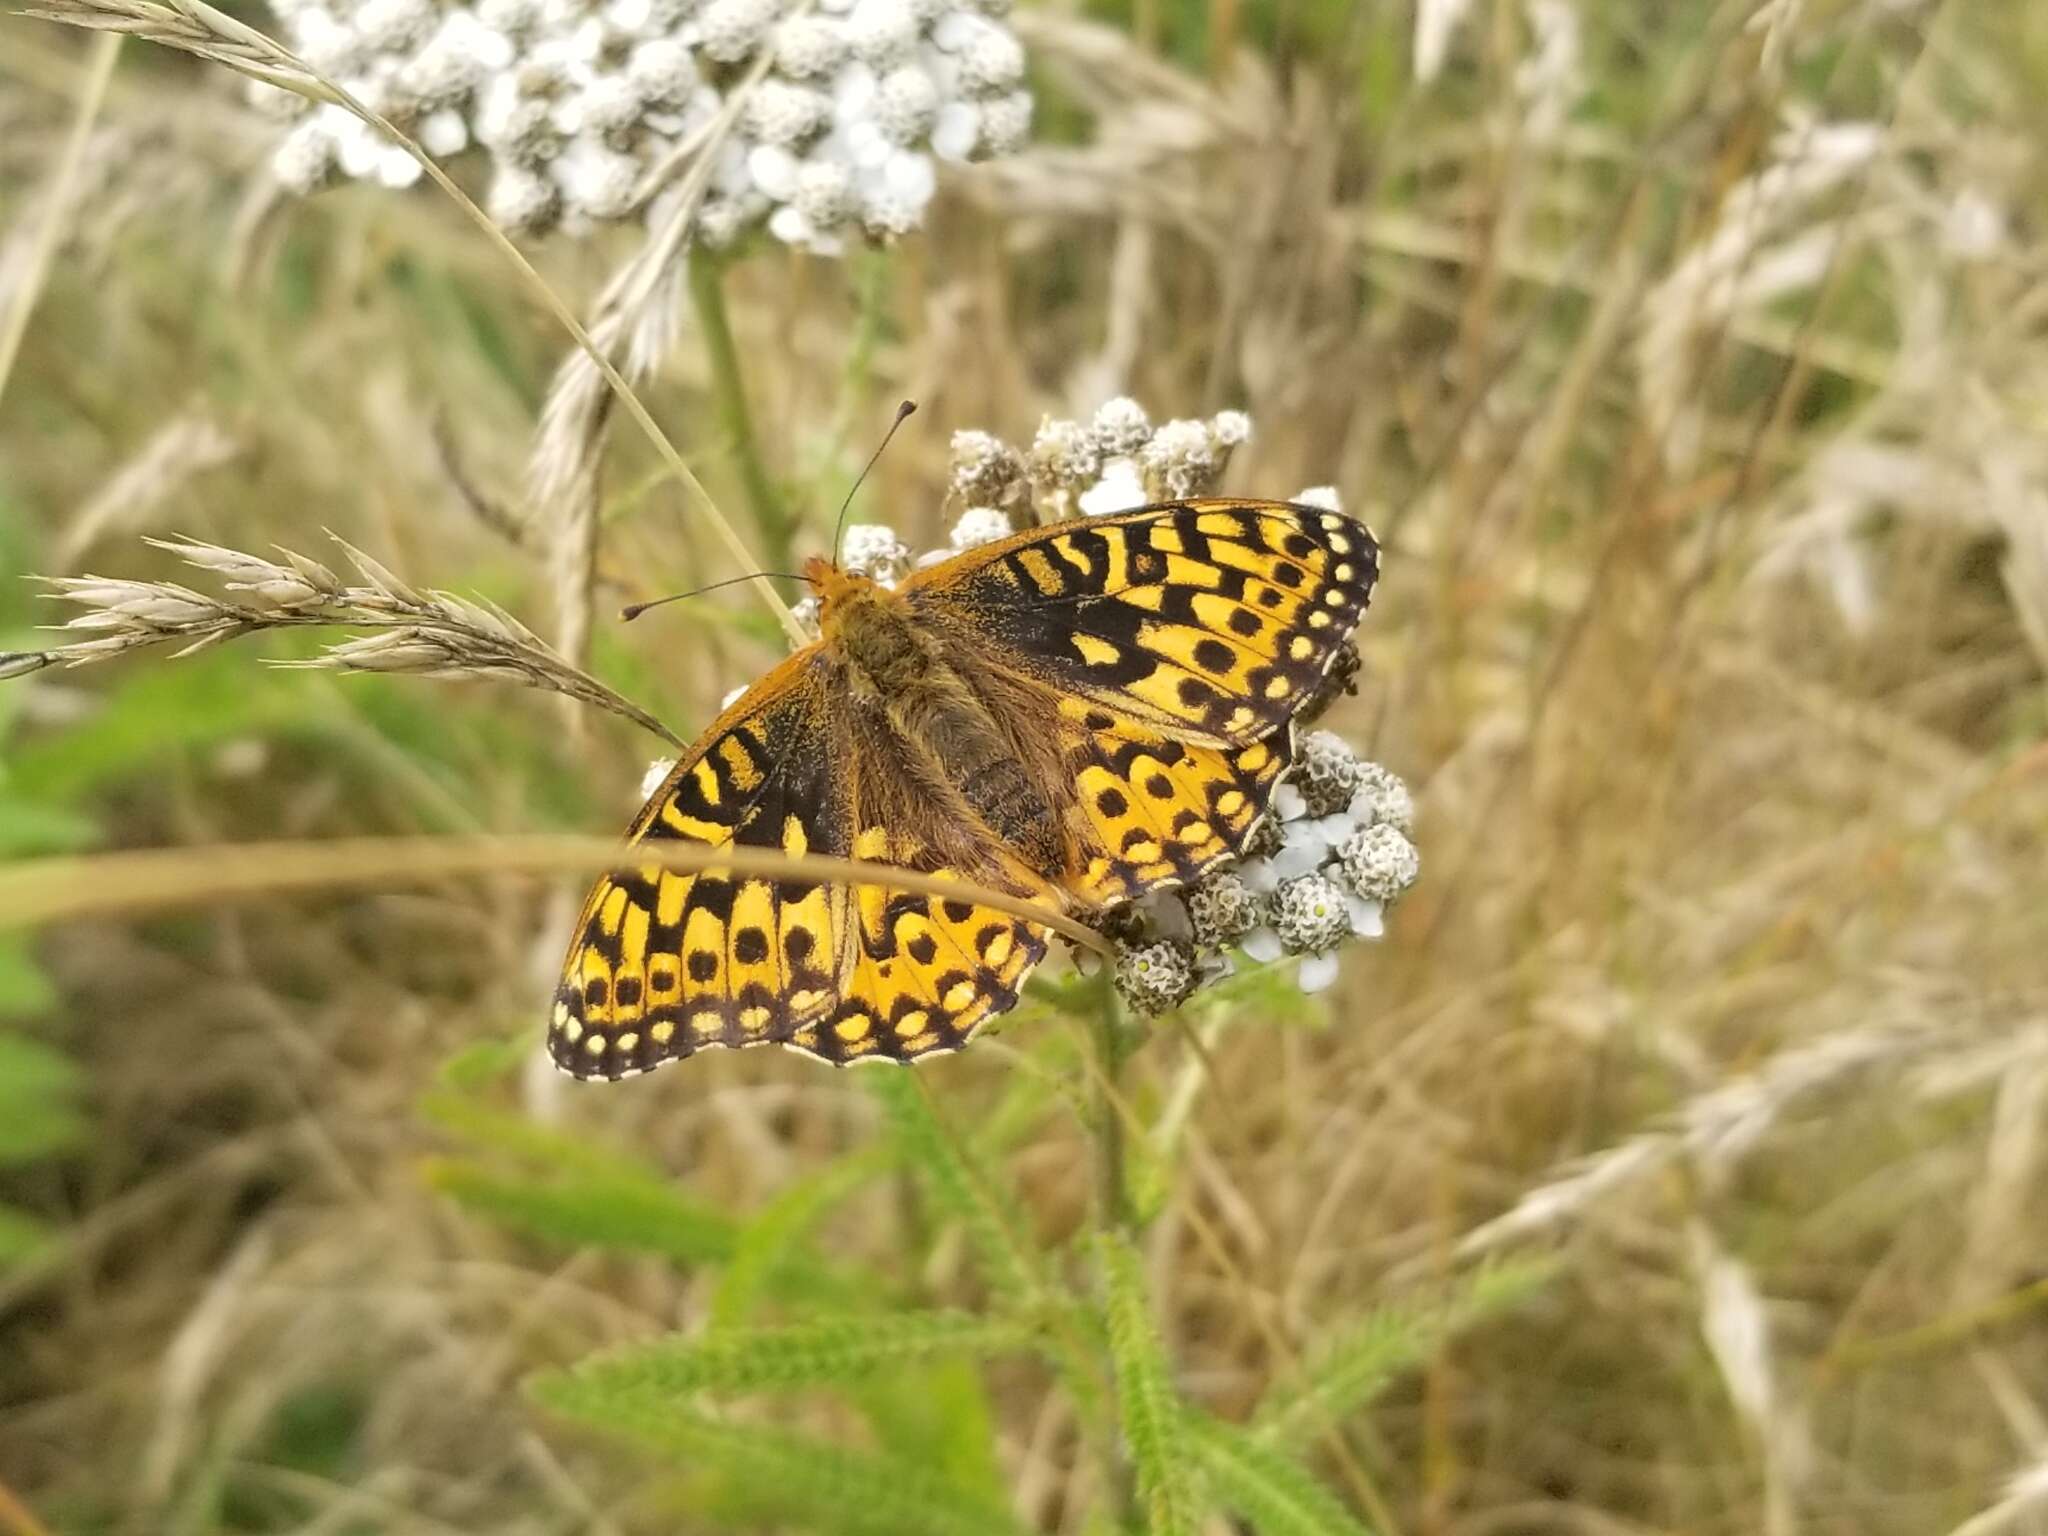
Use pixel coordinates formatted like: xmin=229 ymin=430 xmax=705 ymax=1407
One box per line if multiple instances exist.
xmin=907 ymin=499 xmax=1377 ymax=748
xmin=1057 ymin=701 xmax=1294 ymax=907
xmin=549 ymin=654 xmax=851 ymax=1080
xmin=551 ymin=660 xmax=1055 ymax=1078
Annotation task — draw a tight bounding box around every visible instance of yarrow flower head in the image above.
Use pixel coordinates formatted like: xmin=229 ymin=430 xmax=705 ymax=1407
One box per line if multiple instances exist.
xmin=754 ymin=404 xmax=1412 ymax=1013
xmin=256 ymin=0 xmax=1035 ymax=243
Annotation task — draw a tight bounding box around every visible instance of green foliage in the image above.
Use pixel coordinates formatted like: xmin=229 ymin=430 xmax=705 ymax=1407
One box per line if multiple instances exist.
xmin=532 ymin=1382 xmax=1028 ymax=1536
xmin=423 ymin=1157 xmax=738 ymax=1265
xmin=1253 ymin=1259 xmax=1558 ymax=1450
xmin=1097 ymin=1231 xmax=1202 ymax=1536
xmin=869 ymin=1070 xmax=1048 ymax=1305
xmin=708 ymin=1148 xmax=889 ymax=1327
xmin=852 ymin=1357 xmax=1009 ymax=1506
xmin=0 ymin=1013 xmax=85 ymax=1264
xmin=540 ymin=1312 xmax=1031 ymax=1402
xmin=1187 ymin=1413 xmax=1378 ymax=1536
xmin=0 ymin=1203 xmax=53 ymax=1264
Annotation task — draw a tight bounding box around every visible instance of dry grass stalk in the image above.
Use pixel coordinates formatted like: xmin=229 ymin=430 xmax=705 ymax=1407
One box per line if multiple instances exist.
xmin=0 ymin=31 xmax=120 ymax=410
xmin=0 ymin=832 xmax=1116 ymax=955
xmin=1453 ymin=1025 xmax=1951 ymax=1261
xmin=2 ymin=535 xmax=686 ymax=748
xmin=53 ymin=415 xmax=241 ymax=568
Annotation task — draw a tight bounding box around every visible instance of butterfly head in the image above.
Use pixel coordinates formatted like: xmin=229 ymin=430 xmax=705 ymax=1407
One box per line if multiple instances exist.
xmin=802 ymin=554 xmax=893 ymax=633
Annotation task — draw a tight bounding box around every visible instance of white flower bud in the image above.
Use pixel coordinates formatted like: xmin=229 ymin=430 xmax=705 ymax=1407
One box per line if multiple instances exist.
xmin=872 ymin=64 xmax=939 ymax=144
xmin=1115 ymin=939 xmax=1198 ymax=1015
xmin=977 ymin=88 xmax=1031 ymax=153
xmin=845 ymin=0 xmax=919 ymax=65
xmin=1140 ymin=417 xmax=1219 ymax=498
xmin=949 ymin=506 xmax=1012 ymax=550
xmin=1089 ymin=397 xmax=1152 ymax=457
xmin=745 ymin=78 xmax=832 ymax=147
xmin=1272 ymin=873 xmax=1351 ymax=955
xmin=627 ymin=37 xmax=701 ymax=104
xmin=1185 ymin=870 xmax=1261 ymax=951
xmin=840 ymin=524 xmax=910 ymax=582
xmin=488 ymin=160 xmax=560 ymax=230
xmin=574 ymin=74 xmax=648 ymax=138
xmin=693 ymin=194 xmax=749 ymax=247
xmin=354 ymin=0 xmax=435 ymax=53
xmin=273 ymin=120 xmax=339 ymax=193
xmin=478 ymin=0 xmax=543 ymax=33
xmin=1210 ymin=409 xmax=1252 ymax=447
xmin=698 ymin=0 xmax=775 ymax=63
xmin=949 ymin=429 xmax=1024 ymax=503
xmin=556 ymin=137 xmax=642 ymax=219
xmin=773 ymin=14 xmax=847 ymax=77
xmin=1292 ymin=730 xmax=1363 ymax=817
xmin=1337 ymin=823 xmax=1419 ymax=904
xmin=1031 ymin=417 xmax=1101 ymax=491
xmin=793 ymin=156 xmax=858 ymax=228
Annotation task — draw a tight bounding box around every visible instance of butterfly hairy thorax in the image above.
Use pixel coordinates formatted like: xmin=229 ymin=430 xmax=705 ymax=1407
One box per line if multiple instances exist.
xmin=550 ymin=498 xmax=1380 ymax=1081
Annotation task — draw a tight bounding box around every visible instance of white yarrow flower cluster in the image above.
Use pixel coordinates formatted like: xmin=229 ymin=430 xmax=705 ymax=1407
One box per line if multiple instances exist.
xmin=256 ymin=0 xmax=1033 ymax=243
xmin=769 ymin=402 xmax=1413 ymax=1011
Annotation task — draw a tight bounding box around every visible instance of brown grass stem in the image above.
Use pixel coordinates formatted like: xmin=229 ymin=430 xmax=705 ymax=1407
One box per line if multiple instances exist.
xmin=0 ymin=834 xmax=1115 ymax=955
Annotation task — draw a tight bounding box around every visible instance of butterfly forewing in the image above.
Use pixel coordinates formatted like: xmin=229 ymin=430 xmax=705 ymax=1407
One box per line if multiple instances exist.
xmin=907 ymin=499 xmax=1378 ymax=748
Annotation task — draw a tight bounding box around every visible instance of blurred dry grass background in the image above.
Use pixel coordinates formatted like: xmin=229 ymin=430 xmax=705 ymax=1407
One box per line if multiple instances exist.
xmin=5 ymin=0 xmax=2048 ymax=1531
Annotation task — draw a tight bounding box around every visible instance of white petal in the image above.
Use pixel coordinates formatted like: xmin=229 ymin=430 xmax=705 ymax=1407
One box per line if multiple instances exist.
xmin=1267 ymin=842 xmax=1325 ymax=881
xmin=1239 ymin=926 xmax=1285 ymax=963
xmin=1344 ymin=894 xmax=1384 ymax=938
xmin=768 ymin=203 xmax=813 ymax=244
xmin=833 ymin=61 xmax=878 ymax=121
xmin=883 ymin=149 xmax=935 ymax=203
xmin=376 ymin=143 xmax=423 ymax=187
xmin=420 ymin=108 xmax=468 ymax=156
xmin=1135 ymin=891 xmax=1193 ymax=942
xmin=930 ymin=100 xmax=978 ymax=161
xmin=747 ymin=143 xmax=800 ymax=200
xmin=1077 ymin=457 xmax=1146 ymax=516
xmin=639 ymin=757 xmax=677 ymax=798
xmin=1295 ymin=951 xmax=1341 ymax=992
xmin=1239 ymin=860 xmax=1282 ymax=895
xmin=1271 ymin=782 xmax=1308 ymax=820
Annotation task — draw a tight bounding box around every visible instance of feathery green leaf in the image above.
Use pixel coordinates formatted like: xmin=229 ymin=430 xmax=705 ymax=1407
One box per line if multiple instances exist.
xmin=1188 ymin=1413 xmax=1377 ymax=1536
xmin=709 ymin=1148 xmax=888 ymax=1328
xmin=1097 ymin=1231 xmax=1202 ymax=1536
xmin=870 ymin=1071 xmax=1046 ymax=1305
xmin=423 ymin=1157 xmax=737 ymax=1265
xmin=1254 ymin=1258 xmax=1557 ymax=1449
xmin=532 ymin=1381 xmax=1027 ymax=1536
xmin=548 ymin=1311 xmax=1031 ymax=1401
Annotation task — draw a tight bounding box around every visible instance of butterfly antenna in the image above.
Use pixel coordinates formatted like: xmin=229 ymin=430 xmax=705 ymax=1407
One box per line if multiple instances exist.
xmin=620 ymin=571 xmax=808 ymax=622
xmin=831 ymin=399 xmax=917 ymax=567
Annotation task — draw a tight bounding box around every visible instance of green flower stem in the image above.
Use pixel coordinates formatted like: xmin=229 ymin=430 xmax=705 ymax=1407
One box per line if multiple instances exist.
xmin=1085 ymin=968 xmax=1143 ymax=1530
xmin=688 ymin=250 xmax=795 ymax=575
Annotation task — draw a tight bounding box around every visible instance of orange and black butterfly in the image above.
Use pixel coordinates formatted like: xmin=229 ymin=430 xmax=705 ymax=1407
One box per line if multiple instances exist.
xmin=549 ymin=498 xmax=1378 ymax=1079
